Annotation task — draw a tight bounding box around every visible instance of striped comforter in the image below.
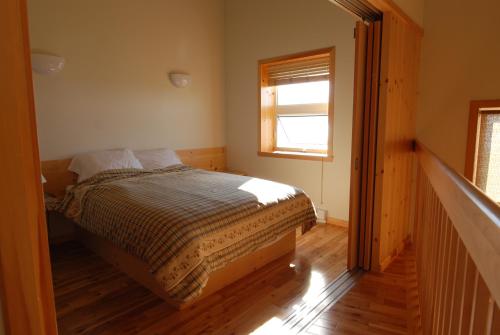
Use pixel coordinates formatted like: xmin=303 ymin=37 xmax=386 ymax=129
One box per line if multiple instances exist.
xmin=59 ymin=165 xmax=316 ymax=303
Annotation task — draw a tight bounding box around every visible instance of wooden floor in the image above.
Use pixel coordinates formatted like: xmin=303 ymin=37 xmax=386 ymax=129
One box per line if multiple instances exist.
xmin=305 ymin=249 xmax=420 ymax=335
xmin=51 ymin=224 xmax=348 ymax=334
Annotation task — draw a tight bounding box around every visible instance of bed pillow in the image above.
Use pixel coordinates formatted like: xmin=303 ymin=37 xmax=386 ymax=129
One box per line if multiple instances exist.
xmin=69 ymin=149 xmax=143 ymax=182
xmin=133 ymin=148 xmax=182 ymax=170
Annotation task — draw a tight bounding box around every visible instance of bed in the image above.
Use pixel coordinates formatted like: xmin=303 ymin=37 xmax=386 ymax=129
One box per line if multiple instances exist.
xmin=42 ymin=148 xmax=316 ymax=309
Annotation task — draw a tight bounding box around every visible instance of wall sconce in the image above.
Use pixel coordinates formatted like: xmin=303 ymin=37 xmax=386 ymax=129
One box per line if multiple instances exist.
xmin=169 ymin=72 xmax=191 ymax=88
xmin=31 ymin=53 xmax=65 ymax=75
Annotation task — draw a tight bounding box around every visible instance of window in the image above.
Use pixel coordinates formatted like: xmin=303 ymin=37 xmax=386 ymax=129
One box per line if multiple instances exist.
xmin=258 ymin=48 xmax=334 ymax=161
xmin=465 ymin=100 xmax=500 ymax=203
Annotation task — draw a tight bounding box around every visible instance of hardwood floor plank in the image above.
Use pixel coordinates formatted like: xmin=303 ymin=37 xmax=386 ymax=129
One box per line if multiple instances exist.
xmin=51 ymin=225 xmax=348 ymax=334
xmin=305 ymin=248 xmax=420 ymax=335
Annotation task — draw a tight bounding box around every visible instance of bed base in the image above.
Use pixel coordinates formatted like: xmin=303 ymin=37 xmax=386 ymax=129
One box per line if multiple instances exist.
xmin=76 ymin=227 xmax=296 ymax=310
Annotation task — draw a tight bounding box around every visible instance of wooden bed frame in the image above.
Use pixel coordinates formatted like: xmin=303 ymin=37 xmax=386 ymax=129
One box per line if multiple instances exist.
xmin=78 ymin=227 xmax=295 ymax=309
xmin=41 ymin=147 xmax=297 ymax=309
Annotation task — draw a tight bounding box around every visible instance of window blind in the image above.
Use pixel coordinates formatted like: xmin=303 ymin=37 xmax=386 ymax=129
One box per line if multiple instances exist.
xmin=267 ymin=56 xmax=330 ymax=86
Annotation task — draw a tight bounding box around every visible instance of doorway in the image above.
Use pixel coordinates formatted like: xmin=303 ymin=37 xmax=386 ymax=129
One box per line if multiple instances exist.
xmin=3 ymin=0 xmax=384 ymax=333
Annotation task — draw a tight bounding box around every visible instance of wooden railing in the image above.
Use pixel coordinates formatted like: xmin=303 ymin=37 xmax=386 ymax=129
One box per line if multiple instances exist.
xmin=414 ymin=142 xmax=500 ymax=334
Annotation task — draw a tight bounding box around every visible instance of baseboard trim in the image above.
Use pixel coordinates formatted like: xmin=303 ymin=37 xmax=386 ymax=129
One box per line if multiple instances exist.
xmin=326 ymin=217 xmax=349 ymax=228
xmin=379 ymin=235 xmax=412 ymax=271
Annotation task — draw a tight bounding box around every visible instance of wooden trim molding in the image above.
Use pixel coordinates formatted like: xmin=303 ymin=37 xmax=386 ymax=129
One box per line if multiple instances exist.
xmin=326 ymin=217 xmax=349 ymax=228
xmin=258 ymin=47 xmax=335 ymax=161
xmin=257 ymin=151 xmax=333 ymax=162
xmin=378 ymin=235 xmax=411 ymax=271
xmin=465 ymin=101 xmax=481 ymax=181
xmin=464 ymin=99 xmax=500 ymax=181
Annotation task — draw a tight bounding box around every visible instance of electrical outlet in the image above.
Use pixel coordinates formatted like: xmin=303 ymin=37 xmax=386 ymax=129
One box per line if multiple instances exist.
xmin=316 ymin=207 xmax=328 ymax=224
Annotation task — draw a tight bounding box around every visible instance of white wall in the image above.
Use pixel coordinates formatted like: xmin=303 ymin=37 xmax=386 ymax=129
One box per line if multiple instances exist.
xmin=29 ymin=0 xmax=356 ymax=220
xmin=28 ymin=0 xmax=225 ymax=160
xmin=418 ymin=0 xmax=500 ymax=172
xmin=225 ymin=0 xmax=356 ymax=221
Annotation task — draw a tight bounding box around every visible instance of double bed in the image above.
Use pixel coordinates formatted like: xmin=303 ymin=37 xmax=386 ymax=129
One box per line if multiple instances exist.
xmin=43 ymin=148 xmax=316 ymax=309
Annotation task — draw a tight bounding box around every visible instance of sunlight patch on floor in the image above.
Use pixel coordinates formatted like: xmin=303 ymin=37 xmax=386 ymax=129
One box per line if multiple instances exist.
xmin=249 ymin=270 xmax=327 ymax=334
xmin=302 ymin=271 xmax=326 ymax=304
xmin=249 ymin=317 xmax=291 ymax=335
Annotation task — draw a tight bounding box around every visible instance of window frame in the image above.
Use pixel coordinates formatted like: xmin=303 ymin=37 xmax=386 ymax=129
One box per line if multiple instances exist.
xmin=465 ymin=99 xmax=500 ymax=185
xmin=258 ymin=47 xmax=335 ymax=161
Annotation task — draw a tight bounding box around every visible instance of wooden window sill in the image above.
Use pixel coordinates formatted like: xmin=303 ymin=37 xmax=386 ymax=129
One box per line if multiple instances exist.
xmin=258 ymin=151 xmax=333 ymax=162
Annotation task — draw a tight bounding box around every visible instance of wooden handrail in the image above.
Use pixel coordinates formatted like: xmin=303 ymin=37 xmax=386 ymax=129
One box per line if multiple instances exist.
xmin=415 ymin=141 xmax=500 ymax=304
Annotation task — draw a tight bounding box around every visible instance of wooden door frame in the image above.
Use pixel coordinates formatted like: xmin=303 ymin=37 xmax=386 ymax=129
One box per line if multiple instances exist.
xmin=465 ymin=99 xmax=500 ymax=181
xmin=0 ymin=0 xmax=58 ymax=334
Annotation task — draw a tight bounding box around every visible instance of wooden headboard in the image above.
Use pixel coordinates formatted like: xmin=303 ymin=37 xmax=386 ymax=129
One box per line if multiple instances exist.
xmin=41 ymin=147 xmax=226 ymax=198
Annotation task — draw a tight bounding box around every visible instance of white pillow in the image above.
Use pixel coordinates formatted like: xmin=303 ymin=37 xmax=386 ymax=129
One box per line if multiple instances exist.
xmin=69 ymin=149 xmax=143 ymax=182
xmin=133 ymin=148 xmax=182 ymax=170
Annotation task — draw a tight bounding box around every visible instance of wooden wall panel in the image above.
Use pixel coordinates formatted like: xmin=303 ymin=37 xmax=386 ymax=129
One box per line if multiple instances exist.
xmin=41 ymin=147 xmax=227 ymax=198
xmin=175 ymin=147 xmax=226 ymax=172
xmin=371 ymin=11 xmax=421 ymax=271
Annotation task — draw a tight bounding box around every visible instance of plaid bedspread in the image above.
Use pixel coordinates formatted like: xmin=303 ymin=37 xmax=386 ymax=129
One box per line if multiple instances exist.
xmin=59 ymin=165 xmax=316 ymax=303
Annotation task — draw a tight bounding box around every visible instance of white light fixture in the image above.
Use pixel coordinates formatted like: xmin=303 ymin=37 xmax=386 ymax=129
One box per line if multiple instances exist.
xmin=41 ymin=174 xmax=47 ymax=184
xmin=169 ymin=72 xmax=191 ymax=88
xmin=31 ymin=53 xmax=65 ymax=75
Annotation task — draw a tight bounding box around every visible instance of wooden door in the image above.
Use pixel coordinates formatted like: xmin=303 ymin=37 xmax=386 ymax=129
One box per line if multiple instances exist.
xmin=371 ymin=12 xmax=422 ymax=271
xmin=0 ymin=0 xmax=58 ymax=333
xmin=348 ymin=21 xmax=368 ymax=269
xmin=349 ymin=20 xmax=382 ymax=270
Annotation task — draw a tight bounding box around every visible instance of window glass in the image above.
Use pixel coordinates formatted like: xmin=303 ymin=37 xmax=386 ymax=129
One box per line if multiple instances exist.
xmin=275 ymin=81 xmax=329 ymax=152
xmin=485 ymin=121 xmax=500 ymax=200
xmin=476 ymin=112 xmax=500 ymax=202
xmin=276 ymin=115 xmax=328 ymax=151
